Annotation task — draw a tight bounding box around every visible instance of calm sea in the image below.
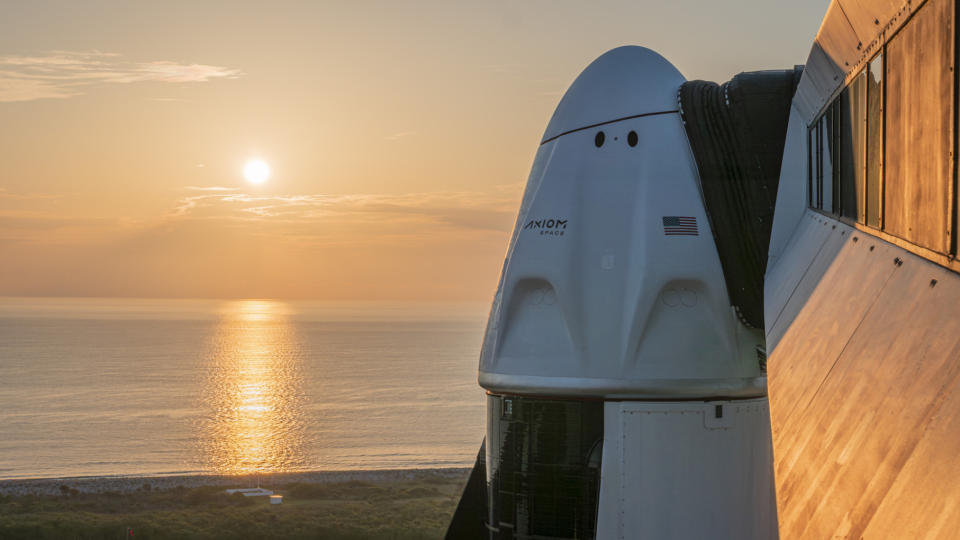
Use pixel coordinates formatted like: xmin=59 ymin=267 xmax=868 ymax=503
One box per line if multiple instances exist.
xmin=0 ymin=298 xmax=489 ymax=480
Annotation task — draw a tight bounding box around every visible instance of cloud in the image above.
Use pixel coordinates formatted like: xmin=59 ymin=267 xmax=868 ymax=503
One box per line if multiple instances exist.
xmin=0 ymin=184 xmax=523 ymax=254
xmin=168 ymin=187 xmax=521 ymax=237
xmin=0 ymin=50 xmax=242 ymax=103
xmin=184 ymin=186 xmax=237 ymax=191
xmin=0 ymin=186 xmax=524 ymax=299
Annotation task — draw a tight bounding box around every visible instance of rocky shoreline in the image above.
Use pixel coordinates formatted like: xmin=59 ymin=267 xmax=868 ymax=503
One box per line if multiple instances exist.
xmin=0 ymin=467 xmax=472 ymax=497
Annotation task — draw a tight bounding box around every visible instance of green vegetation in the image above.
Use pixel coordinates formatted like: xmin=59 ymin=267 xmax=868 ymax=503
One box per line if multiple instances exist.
xmin=0 ymin=477 xmax=464 ymax=539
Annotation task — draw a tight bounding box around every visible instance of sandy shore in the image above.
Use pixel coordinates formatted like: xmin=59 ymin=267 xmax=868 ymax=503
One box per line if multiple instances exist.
xmin=0 ymin=467 xmax=472 ymax=497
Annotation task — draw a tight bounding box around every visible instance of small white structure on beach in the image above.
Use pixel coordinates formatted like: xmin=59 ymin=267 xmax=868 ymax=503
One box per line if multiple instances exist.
xmin=270 ymin=495 xmax=282 ymax=505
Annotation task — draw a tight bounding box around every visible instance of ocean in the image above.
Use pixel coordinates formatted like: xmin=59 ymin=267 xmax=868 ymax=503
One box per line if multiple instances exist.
xmin=0 ymin=298 xmax=489 ymax=480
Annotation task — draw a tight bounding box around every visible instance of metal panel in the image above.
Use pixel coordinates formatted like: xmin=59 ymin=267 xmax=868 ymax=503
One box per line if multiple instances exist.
xmin=883 ymin=0 xmax=953 ymax=253
xmin=798 ymin=44 xmax=846 ymax=122
xmin=860 ymin=369 xmax=960 ymax=539
xmin=767 ymin=223 xmax=898 ymax=440
xmin=840 ymin=0 xmax=903 ymax=45
xmin=817 ymin=1 xmax=866 ymax=74
xmin=596 ymin=400 xmax=776 ymax=540
xmin=765 ymin=213 xmax=845 ymax=350
xmin=794 ymin=0 xmax=930 ymax=126
xmin=769 ymin=227 xmax=960 ymax=539
xmin=765 ymin=211 xmax=831 ymax=348
xmin=791 ymin=68 xmax=820 ymax=122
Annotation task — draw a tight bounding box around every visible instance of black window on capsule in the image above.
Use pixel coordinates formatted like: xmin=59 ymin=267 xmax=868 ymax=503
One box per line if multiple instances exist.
xmin=594 ymin=131 xmax=605 ymax=147
xmin=627 ymin=131 xmax=638 ymax=147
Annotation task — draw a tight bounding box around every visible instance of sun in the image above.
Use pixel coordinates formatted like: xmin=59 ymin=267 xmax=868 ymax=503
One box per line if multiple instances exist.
xmin=243 ymin=159 xmax=271 ymax=185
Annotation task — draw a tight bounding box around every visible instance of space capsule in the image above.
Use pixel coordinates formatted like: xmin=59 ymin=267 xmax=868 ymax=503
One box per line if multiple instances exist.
xmin=448 ymin=46 xmax=799 ymax=540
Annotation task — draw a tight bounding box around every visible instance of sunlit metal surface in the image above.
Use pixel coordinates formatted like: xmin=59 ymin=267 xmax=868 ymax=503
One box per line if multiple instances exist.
xmin=198 ymin=300 xmax=306 ymax=474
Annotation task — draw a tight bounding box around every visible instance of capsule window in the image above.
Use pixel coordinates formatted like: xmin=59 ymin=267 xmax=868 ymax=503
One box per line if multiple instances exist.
xmin=627 ymin=131 xmax=638 ymax=147
xmin=594 ymin=131 xmax=605 ymax=147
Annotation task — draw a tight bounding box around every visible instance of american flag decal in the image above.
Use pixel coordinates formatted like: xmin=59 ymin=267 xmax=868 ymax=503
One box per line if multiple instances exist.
xmin=662 ymin=216 xmax=698 ymax=236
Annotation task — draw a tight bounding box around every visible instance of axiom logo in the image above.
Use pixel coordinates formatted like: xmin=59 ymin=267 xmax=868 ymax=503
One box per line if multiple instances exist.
xmin=523 ymin=218 xmax=568 ymax=237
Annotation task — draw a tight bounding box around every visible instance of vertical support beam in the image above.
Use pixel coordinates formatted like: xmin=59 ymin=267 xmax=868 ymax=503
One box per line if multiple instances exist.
xmin=952 ymin=0 xmax=959 ymax=257
xmin=861 ymin=75 xmax=868 ymax=225
xmin=879 ymin=49 xmax=886 ymax=231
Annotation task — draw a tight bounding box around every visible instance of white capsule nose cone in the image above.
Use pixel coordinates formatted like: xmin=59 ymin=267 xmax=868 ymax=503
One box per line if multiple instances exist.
xmin=542 ymin=46 xmax=686 ymax=143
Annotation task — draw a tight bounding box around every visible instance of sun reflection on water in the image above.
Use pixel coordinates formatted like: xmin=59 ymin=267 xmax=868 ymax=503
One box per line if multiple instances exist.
xmin=198 ymin=300 xmax=306 ymax=475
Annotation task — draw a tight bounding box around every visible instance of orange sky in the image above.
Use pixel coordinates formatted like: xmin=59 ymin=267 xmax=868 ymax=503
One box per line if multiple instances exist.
xmin=0 ymin=0 xmax=829 ymax=300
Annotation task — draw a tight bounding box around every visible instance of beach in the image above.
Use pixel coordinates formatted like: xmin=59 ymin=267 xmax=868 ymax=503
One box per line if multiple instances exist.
xmin=0 ymin=468 xmax=471 ymax=539
xmin=0 ymin=467 xmax=471 ymax=497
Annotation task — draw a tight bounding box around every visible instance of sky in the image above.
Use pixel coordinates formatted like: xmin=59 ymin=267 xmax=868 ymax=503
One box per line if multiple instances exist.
xmin=0 ymin=0 xmax=830 ymax=301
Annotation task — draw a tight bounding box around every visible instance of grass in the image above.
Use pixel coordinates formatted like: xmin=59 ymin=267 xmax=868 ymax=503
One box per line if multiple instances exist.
xmin=0 ymin=477 xmax=465 ymax=539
